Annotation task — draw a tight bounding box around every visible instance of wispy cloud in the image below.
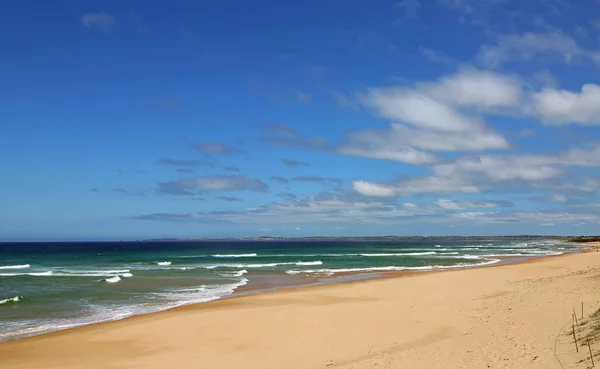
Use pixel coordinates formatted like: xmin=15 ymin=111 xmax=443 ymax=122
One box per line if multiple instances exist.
xmin=270 ymin=176 xmax=290 ymax=185
xmin=262 ymin=123 xmax=298 ymax=138
xmin=263 ymin=123 xmax=328 ymax=149
xmin=217 ymin=196 xmax=244 ymax=202
xmin=394 ymin=0 xmax=421 ymax=18
xmin=195 ymin=142 xmax=237 ymax=155
xmin=158 ymin=175 xmax=269 ymax=195
xmin=477 ymin=32 xmax=600 ymax=68
xmin=296 ymin=91 xmax=312 ymax=104
xmin=330 ymin=90 xmax=360 ymax=111
xmin=419 ymin=47 xmax=454 ymax=64
xmin=159 ymin=159 xmax=202 ymax=167
xmin=134 ymin=192 xmax=598 ymax=228
xmin=82 ymin=11 xmax=116 ymax=32
xmin=292 ymin=175 xmax=325 ymax=182
xmin=282 ymin=159 xmax=310 ymax=167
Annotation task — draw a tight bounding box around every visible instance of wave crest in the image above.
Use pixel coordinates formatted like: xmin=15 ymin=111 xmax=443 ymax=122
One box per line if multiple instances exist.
xmin=213 ymin=253 xmax=257 ymax=258
xmin=103 ymin=276 xmax=121 ymax=283
xmin=0 ymin=296 xmax=22 ymax=305
xmin=0 ymin=264 xmax=30 ymax=270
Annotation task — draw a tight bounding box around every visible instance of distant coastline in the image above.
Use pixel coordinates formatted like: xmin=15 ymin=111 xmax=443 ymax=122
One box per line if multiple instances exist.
xmin=139 ymin=235 xmax=600 ymax=243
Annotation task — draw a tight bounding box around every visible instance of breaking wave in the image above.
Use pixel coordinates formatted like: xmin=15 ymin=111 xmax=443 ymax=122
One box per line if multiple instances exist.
xmin=212 ymin=253 xmax=257 ymax=258
xmin=0 ymin=296 xmax=22 ymax=305
xmin=0 ymin=264 xmax=30 ymax=270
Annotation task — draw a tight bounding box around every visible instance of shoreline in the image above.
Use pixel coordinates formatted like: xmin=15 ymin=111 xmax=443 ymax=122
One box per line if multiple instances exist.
xmin=3 ymin=242 xmax=600 ymax=368
xmin=2 ymin=243 xmax=600 ymax=368
xmin=1 ymin=241 xmax=593 ymax=345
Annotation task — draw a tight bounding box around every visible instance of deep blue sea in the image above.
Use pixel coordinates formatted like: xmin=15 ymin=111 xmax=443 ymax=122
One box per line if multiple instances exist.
xmin=0 ymin=239 xmax=578 ymax=341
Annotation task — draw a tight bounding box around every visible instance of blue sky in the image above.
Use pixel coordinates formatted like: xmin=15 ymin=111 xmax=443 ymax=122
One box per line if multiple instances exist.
xmin=2 ymin=0 xmax=600 ymax=241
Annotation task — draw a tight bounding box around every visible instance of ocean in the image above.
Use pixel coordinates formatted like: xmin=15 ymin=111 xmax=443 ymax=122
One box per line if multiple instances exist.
xmin=0 ymin=238 xmax=578 ymax=341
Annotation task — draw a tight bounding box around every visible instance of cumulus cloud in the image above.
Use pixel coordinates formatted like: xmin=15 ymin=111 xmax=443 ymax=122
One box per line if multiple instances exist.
xmin=421 ymin=68 xmax=523 ymax=110
xmin=158 ymin=175 xmax=268 ymax=195
xmin=362 ymin=90 xmax=481 ymax=132
xmin=82 ymin=11 xmax=116 ymax=31
xmin=433 ymin=144 xmax=600 ymax=181
xmin=339 ymin=69 xmax=514 ymax=164
xmin=531 ymin=84 xmax=600 ymax=125
xmin=433 ymin=156 xmax=564 ymax=181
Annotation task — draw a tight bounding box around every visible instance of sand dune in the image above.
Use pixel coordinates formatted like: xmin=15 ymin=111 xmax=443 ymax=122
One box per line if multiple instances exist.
xmin=2 ymin=247 xmax=600 ymax=368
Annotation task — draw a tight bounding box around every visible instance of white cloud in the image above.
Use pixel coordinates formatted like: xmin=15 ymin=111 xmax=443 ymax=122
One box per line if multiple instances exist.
xmin=82 ymin=11 xmax=116 ymax=31
xmin=531 ymin=84 xmax=600 ymax=125
xmin=478 ymin=32 xmax=600 ymax=68
xmin=552 ymin=194 xmax=568 ymax=202
xmin=352 ymin=181 xmax=398 ymax=197
xmin=338 ymin=141 xmax=438 ymax=164
xmin=433 ymin=156 xmax=564 ymax=181
xmin=343 ymin=69 xmax=514 ymax=164
xmin=421 ymin=68 xmax=523 ymax=110
xmin=362 ymin=89 xmax=482 ymax=132
xmin=435 ymin=199 xmax=463 ymax=210
xmin=353 ymin=176 xmax=479 ymax=197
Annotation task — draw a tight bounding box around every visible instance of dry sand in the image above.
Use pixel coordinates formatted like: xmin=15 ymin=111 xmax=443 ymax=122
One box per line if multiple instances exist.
xmin=2 ymin=245 xmax=600 ymax=369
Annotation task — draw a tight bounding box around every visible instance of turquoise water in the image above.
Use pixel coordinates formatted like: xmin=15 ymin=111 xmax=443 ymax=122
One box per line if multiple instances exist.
xmin=0 ymin=239 xmax=577 ymax=341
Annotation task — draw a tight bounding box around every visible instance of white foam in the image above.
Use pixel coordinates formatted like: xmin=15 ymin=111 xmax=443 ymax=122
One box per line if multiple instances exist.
xmin=0 ymin=269 xmax=132 ymax=278
xmin=120 ymin=273 xmax=133 ymax=278
xmin=0 ymin=271 xmax=53 ymax=277
xmin=360 ymin=252 xmax=436 ymax=257
xmin=0 ymin=276 xmax=253 ymax=341
xmin=0 ymin=296 xmax=21 ymax=305
xmin=295 ymin=261 xmax=323 ymax=266
xmin=0 ymin=264 xmax=30 ymax=270
xmin=203 ymin=261 xmax=322 ymax=269
xmin=220 ymin=269 xmax=248 ymax=277
xmin=212 ymin=253 xmax=257 ymax=258
xmin=103 ymin=276 xmax=121 ymax=283
xmin=158 ymin=278 xmax=249 ymax=307
xmin=63 ymin=269 xmax=130 ymax=274
xmin=156 ymin=261 xmax=171 ymax=266
xmin=286 ymin=259 xmax=501 ymax=275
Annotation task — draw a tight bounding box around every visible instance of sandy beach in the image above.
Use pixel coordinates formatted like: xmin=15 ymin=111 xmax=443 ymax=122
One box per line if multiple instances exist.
xmin=2 ymin=243 xmax=600 ymax=369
